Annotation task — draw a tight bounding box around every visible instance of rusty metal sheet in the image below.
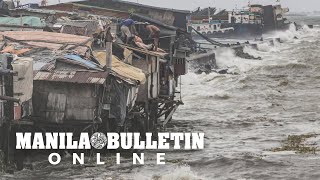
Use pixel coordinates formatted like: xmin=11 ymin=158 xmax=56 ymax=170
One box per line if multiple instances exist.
xmin=44 ymin=3 xmax=129 ymax=19
xmin=1 ymin=46 xmax=32 ymax=55
xmin=0 ymin=31 xmax=92 ymax=45
xmin=34 ymin=70 xmax=108 ymax=84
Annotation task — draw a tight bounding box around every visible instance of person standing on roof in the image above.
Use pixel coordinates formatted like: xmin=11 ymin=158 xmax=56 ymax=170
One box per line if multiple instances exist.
xmin=146 ymin=24 xmax=160 ymax=51
xmin=120 ymin=18 xmax=137 ymax=44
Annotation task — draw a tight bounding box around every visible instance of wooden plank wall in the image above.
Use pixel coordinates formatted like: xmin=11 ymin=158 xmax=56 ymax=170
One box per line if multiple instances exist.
xmin=33 ymin=81 xmax=98 ymax=123
xmin=132 ymin=57 xmax=149 ymax=102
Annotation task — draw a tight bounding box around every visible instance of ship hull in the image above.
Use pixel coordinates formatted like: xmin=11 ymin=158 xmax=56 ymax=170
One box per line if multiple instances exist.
xmin=192 ymin=24 xmax=263 ymax=39
xmin=191 ymin=23 xmax=292 ymax=40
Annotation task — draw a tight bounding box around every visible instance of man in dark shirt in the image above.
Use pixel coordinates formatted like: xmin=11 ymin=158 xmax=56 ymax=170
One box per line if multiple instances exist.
xmin=120 ymin=19 xmax=136 ymax=44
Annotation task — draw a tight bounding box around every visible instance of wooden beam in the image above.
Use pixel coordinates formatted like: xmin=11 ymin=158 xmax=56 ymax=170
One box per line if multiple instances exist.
xmin=0 ymin=96 xmax=19 ymax=103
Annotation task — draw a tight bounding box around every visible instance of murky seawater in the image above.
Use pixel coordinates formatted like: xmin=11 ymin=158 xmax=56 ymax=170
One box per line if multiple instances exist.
xmin=2 ymin=16 xmax=320 ymax=180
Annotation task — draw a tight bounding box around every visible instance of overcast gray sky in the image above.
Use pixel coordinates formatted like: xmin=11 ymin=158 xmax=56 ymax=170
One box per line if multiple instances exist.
xmin=19 ymin=0 xmax=319 ymax=12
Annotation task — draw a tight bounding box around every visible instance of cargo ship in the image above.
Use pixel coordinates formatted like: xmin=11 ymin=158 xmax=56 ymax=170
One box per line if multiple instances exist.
xmin=188 ymin=4 xmax=291 ymax=39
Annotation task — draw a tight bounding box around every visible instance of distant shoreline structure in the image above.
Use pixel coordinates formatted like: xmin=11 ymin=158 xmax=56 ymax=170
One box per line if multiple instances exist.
xmin=287 ymin=11 xmax=320 ymax=16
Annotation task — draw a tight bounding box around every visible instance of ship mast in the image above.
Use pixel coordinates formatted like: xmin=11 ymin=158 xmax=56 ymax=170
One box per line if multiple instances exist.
xmin=12 ymin=0 xmax=20 ymax=7
xmin=40 ymin=0 xmax=48 ymax=6
xmin=208 ymin=7 xmax=211 ymax=23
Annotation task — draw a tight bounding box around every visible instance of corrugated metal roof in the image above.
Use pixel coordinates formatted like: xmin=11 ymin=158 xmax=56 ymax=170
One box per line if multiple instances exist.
xmin=94 ymin=51 xmax=146 ymax=85
xmin=0 ymin=31 xmax=92 ymax=56
xmin=43 ymin=3 xmax=129 ymax=19
xmin=0 ymin=16 xmax=46 ymax=27
xmin=0 ymin=31 xmax=92 ymax=45
xmin=75 ymin=0 xmax=190 ymax=14
xmin=33 ymin=61 xmax=50 ymax=71
xmin=34 ymin=70 xmax=108 ymax=84
xmin=11 ymin=8 xmax=76 ymax=16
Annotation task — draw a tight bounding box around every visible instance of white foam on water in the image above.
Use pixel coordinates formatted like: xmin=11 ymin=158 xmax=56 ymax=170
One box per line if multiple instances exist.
xmin=265 ymin=24 xmax=319 ymax=43
xmin=212 ymin=25 xmax=313 ymax=73
xmin=265 ymin=24 xmax=296 ymax=38
xmin=179 ymin=72 xmax=231 ymax=101
xmin=214 ymin=48 xmax=261 ymax=73
xmin=183 ymin=23 xmax=319 ymax=101
xmin=131 ymin=165 xmax=206 ymax=180
xmin=159 ymin=166 xmax=205 ymax=180
xmin=256 ymin=42 xmax=272 ymax=52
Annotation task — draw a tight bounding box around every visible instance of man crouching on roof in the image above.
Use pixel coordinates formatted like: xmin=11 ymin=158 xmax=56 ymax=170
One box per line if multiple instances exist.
xmin=120 ymin=18 xmax=137 ymax=44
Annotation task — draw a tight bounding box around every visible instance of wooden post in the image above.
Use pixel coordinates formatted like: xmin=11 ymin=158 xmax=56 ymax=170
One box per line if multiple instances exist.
xmin=144 ymin=101 xmax=149 ymax=132
xmin=0 ymin=54 xmax=14 ymax=171
xmin=105 ymin=26 xmax=113 ymax=74
xmin=149 ymin=101 xmax=158 ymax=132
xmin=169 ymin=36 xmax=175 ymax=67
xmin=208 ymin=7 xmax=211 ymax=23
xmin=0 ymin=75 xmax=4 ymax=168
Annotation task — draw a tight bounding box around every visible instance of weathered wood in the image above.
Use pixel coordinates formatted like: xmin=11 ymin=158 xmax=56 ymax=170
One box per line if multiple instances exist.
xmin=163 ymin=105 xmax=179 ymax=127
xmin=45 ymin=93 xmax=67 ymax=123
xmin=34 ymin=81 xmax=95 ymax=98
xmin=33 ymin=81 xmax=99 ymax=123
xmin=1 ymin=55 xmax=14 ymax=170
xmin=32 ymin=90 xmax=48 ymax=119
xmin=65 ymin=108 xmax=95 ymax=121
xmin=132 ymin=58 xmax=149 ymax=102
xmin=0 ymin=96 xmax=19 ymax=103
xmin=105 ymin=42 xmax=112 ymax=73
xmin=105 ymin=26 xmax=113 ymax=74
xmin=0 ymin=70 xmax=17 ymax=76
xmin=66 ymin=38 xmax=93 ymax=50
xmin=66 ymin=97 xmax=96 ymax=109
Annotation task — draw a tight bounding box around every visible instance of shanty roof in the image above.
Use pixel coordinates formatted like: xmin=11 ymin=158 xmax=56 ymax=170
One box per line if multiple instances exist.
xmin=31 ymin=52 xmax=106 ymax=84
xmin=0 ymin=16 xmax=45 ymax=27
xmin=8 ymin=8 xmax=77 ymax=18
xmin=0 ymin=31 xmax=144 ymax=86
xmin=42 ymin=3 xmax=129 ymax=19
xmin=33 ymin=54 xmax=107 ymax=84
xmin=11 ymin=8 xmax=74 ymax=15
xmin=34 ymin=70 xmax=108 ymax=84
xmin=76 ymin=0 xmax=190 ymax=14
xmin=0 ymin=31 xmax=92 ymax=54
xmin=0 ymin=31 xmax=92 ymax=45
xmin=94 ymin=51 xmax=146 ymax=85
xmin=33 ymin=52 xmax=146 ymax=85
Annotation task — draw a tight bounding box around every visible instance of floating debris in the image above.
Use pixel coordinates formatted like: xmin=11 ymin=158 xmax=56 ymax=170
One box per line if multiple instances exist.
xmin=271 ymin=134 xmax=319 ymax=154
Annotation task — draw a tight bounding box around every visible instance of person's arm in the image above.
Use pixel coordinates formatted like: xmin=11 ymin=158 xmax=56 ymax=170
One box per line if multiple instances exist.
xmin=146 ymin=26 xmax=152 ymax=38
